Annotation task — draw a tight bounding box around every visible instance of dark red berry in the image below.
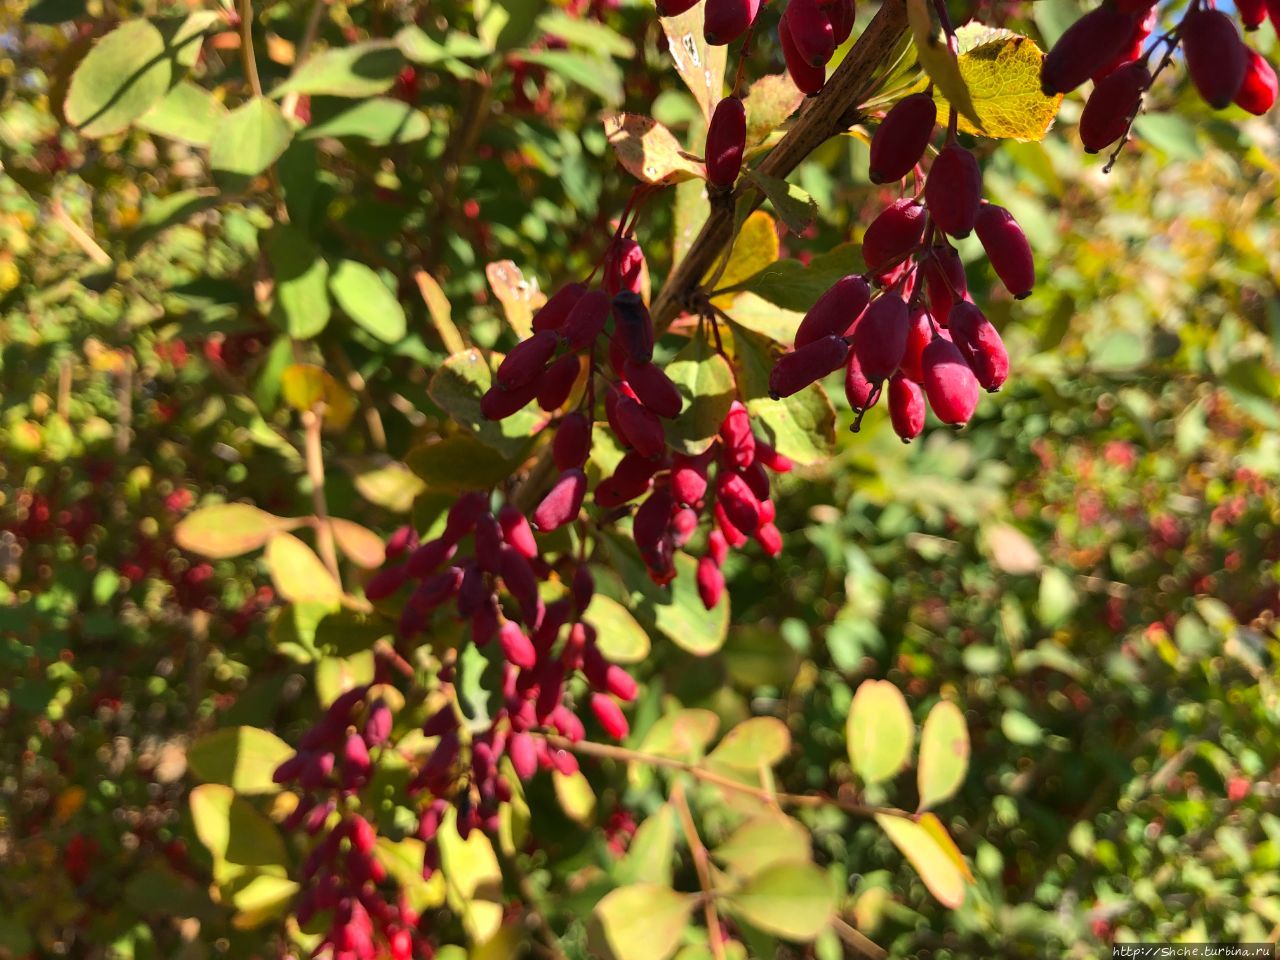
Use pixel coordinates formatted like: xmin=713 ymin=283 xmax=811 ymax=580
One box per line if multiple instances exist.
xmin=869 ymin=93 xmax=937 ymax=184
xmin=794 ymin=274 xmax=870 ymax=347
xmin=921 ymin=244 xmax=967 ymax=326
xmin=1080 ymin=61 xmax=1148 ymax=153
xmin=553 ymin=412 xmax=592 ymax=470
xmin=784 ymin=0 xmax=835 ymax=67
xmin=604 ymin=238 xmax=646 ymax=297
xmin=862 ymin=198 xmax=927 ymax=277
xmin=947 ymin=301 xmax=1009 ymax=392
xmin=532 ymin=282 xmax=587 ymax=333
xmin=704 ymin=0 xmax=760 ymax=45
xmin=497 ymin=330 xmax=558 ymax=389
xmin=768 ymin=335 xmax=850 ymax=399
xmin=537 ymin=353 xmax=582 ymax=411
xmin=850 ymin=293 xmax=909 ymax=381
xmin=706 ymin=96 xmax=747 ymax=187
xmin=612 ymin=291 xmax=655 ymax=364
xmin=780 ymin=14 xmax=825 ymax=94
xmin=974 ymin=203 xmax=1034 ymax=300
xmin=1184 ymin=8 xmax=1248 ymax=109
xmin=625 ymin=360 xmax=683 ymax=418
xmin=1040 ymin=7 xmax=1140 ymax=95
xmin=924 ymin=144 xmax=982 ymax=238
xmin=560 ymin=289 xmax=610 ymax=351
xmin=532 ymin=469 xmax=587 ymax=531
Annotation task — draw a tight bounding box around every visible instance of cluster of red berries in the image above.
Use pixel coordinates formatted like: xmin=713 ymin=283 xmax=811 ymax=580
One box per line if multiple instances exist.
xmin=272 ymin=687 xmax=425 ymax=960
xmin=1044 ymin=0 xmax=1277 ymax=156
xmin=769 ymin=98 xmax=1025 ymax=439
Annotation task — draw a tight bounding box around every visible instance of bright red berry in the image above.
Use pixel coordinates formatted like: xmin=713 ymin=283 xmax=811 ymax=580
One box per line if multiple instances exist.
xmin=974 ymin=202 xmax=1034 ymax=300
xmin=706 ymin=96 xmax=748 ymax=187
xmin=850 ymin=293 xmax=910 ymax=381
xmin=532 ymin=469 xmax=587 ymax=531
xmin=696 ymin=555 xmax=725 ymax=609
xmin=925 ymin=144 xmax=982 ymax=238
xmin=1234 ymin=48 xmax=1278 ymax=115
xmin=795 ymin=274 xmax=870 ymax=347
xmin=862 ymin=199 xmax=927 ymax=277
xmin=921 ymin=244 xmax=967 ymax=326
xmin=888 ymin=373 xmax=925 ymax=442
xmin=922 ymin=337 xmax=979 ymax=425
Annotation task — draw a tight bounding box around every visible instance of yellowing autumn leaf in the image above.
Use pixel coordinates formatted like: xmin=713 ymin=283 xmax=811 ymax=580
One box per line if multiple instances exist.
xmin=707 ymin=210 xmax=779 ymax=306
xmin=905 ymin=0 xmax=983 ymax=132
xmin=933 ymin=25 xmax=1062 ymax=141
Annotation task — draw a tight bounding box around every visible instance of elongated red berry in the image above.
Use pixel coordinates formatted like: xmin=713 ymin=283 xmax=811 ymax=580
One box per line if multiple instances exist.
xmin=499 ymin=621 xmax=537 ymax=669
xmin=719 ymin=472 xmax=762 ymax=534
xmin=922 ymin=337 xmax=979 ymax=425
xmin=481 ymin=379 xmax=539 ymax=420
xmin=1184 ymin=8 xmax=1248 ymax=108
xmin=596 ymin=452 xmax=658 ymax=507
xmin=591 ymin=693 xmax=629 ymax=739
xmin=671 ymin=453 xmax=710 ymax=506
xmin=780 ymin=14 xmax=825 ymax=94
xmin=1092 ymin=6 xmax=1154 ymax=83
xmin=769 ymin=334 xmax=850 ymax=399
xmin=508 ymin=731 xmax=537 ymax=779
xmin=829 ymin=0 xmax=855 ymax=44
xmin=614 ymin=396 xmax=666 ymax=458
xmin=707 ymin=96 xmax=747 ymax=187
xmin=869 ymin=93 xmax=937 ymax=184
xmin=1238 ymin=0 xmax=1267 ymax=29
xmin=625 ymin=360 xmax=683 ymax=418
xmin=784 ymin=0 xmax=835 ymax=66
xmin=795 ymin=275 xmax=871 ymax=347
xmin=863 ymin=198 xmax=927 ymax=276
xmin=498 ymin=504 xmax=538 ymax=559
xmin=921 ymin=244 xmax=967 ymax=326
xmin=900 ymin=305 xmax=932 ymax=382
xmin=1080 ymin=61 xmax=1148 ymax=153
xmin=851 ymin=293 xmax=909 ymax=381
xmin=925 ymin=144 xmax=982 ymax=238
xmin=720 ymin=401 xmax=756 ymax=468
xmin=704 ymin=0 xmax=760 ymax=45
xmin=1234 ymin=49 xmax=1278 ymax=114
xmin=1040 ymin=7 xmax=1139 ymax=95
xmin=604 ymin=238 xmax=646 ymax=297
xmin=532 ymin=469 xmax=586 ymax=531
xmin=611 ymin=291 xmax=655 ymax=365
xmin=657 ymin=0 xmax=701 ymax=14
xmin=533 ymin=282 xmax=587 ymax=333
xmin=365 ymin=564 xmax=407 ymax=601
xmin=974 ymin=203 xmax=1034 ymax=300
xmin=888 ymin=373 xmax=925 ymax=442
xmin=844 ymin=348 xmax=881 ymax=412
xmin=553 ymin=412 xmax=591 ymax=470
xmin=696 ymin=555 xmax=725 ymax=609
xmin=947 ymin=301 xmax=1008 ymax=392
xmin=561 ymin=289 xmax=610 ymax=351
xmin=538 ymin=353 xmax=582 ymax=411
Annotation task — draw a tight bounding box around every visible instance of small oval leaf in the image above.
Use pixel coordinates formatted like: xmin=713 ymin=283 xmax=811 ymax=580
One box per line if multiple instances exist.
xmin=847 ymin=679 xmax=914 ymax=786
xmin=917 ymin=700 xmax=970 ymax=811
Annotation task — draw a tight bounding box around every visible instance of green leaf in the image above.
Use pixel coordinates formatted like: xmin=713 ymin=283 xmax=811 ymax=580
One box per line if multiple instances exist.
xmin=187 ymin=726 xmax=293 ymax=795
xmin=736 ymin=243 xmax=866 ymax=313
xmin=330 ymin=259 xmax=407 ymax=344
xmin=189 ymin=784 xmax=288 ymax=870
xmin=725 ymin=860 xmax=836 ymax=941
xmin=428 ymin=349 xmax=543 ymax=460
xmin=635 ymin=708 xmax=720 ymax=765
xmin=522 ymin=50 xmax=624 ymax=105
xmin=536 ymin=10 xmax=635 ymax=58
xmin=265 ymin=532 xmax=342 ymax=604
xmin=174 ymin=503 xmax=299 ymax=558
xmin=917 ymin=701 xmax=969 ymax=811
xmin=745 ymin=170 xmax=816 ymax=235
xmin=136 ymin=81 xmax=226 ymax=147
xmin=437 ymin=807 xmax=504 ymax=943
xmin=230 ymin=874 xmax=298 ymax=929
xmin=1000 ymin=710 xmax=1043 ymax=746
xmin=315 ymin=650 xmax=376 ymax=707
xmin=264 ymin=224 xmax=331 ymax=339
xmin=663 ymin=337 xmax=736 ymax=456
xmin=64 ymin=19 xmax=175 ymax=138
xmin=396 ymin=26 xmax=491 ymax=66
xmin=713 ymin=814 xmax=811 ymax=878
xmin=616 ymin=805 xmax=677 ymax=886
xmin=732 ymin=328 xmax=835 ymax=465
xmin=274 ymin=41 xmax=405 ymax=98
xmin=1037 ymin=566 xmax=1078 ymax=626
xmin=847 ymin=679 xmax=914 ymax=786
xmin=406 ymin=435 xmax=522 ymax=492
xmin=931 ymin=25 xmax=1062 ymax=141
xmin=743 ymin=73 xmax=805 ymax=147
xmin=874 ymin=813 xmax=967 ymax=908
xmin=301 ymin=97 xmax=431 ymax=145
xmin=352 ymin=459 xmax=426 ymax=512
xmin=374 ymin=837 xmax=447 ymax=912
xmin=583 ymin=594 xmax=651 ymax=664
xmin=604 ymin=113 xmax=706 ymax=185
xmin=211 ymin=97 xmax=293 ymax=193
xmin=649 ymin=552 xmax=730 ymax=655
xmin=589 ymin=885 xmax=695 ymax=960
xmin=709 ymin=716 xmax=791 ymax=770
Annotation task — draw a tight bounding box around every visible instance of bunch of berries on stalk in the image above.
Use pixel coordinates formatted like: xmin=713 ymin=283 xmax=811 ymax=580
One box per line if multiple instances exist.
xmin=480 ymin=224 xmax=790 ymax=602
xmin=1042 ymin=0 xmax=1276 ymax=157
xmin=271 ymin=685 xmax=425 ymax=960
xmin=769 ymin=102 xmax=1026 ymax=441
xmin=654 ymin=0 xmax=854 ymax=95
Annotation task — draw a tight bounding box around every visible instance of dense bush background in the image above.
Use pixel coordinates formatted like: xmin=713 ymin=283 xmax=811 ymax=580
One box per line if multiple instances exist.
xmin=2 ymin=0 xmax=1280 ymax=956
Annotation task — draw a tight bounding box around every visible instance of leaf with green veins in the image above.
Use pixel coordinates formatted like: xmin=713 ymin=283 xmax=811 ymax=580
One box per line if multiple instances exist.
xmin=745 ymin=170 xmax=817 ymax=235
xmin=662 ymin=336 xmax=736 ymax=456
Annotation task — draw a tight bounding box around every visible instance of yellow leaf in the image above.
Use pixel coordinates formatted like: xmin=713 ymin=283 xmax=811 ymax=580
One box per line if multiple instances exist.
xmin=552 ymin=769 xmax=597 ymax=825
xmin=264 ymin=531 xmax=342 ymax=604
xmin=875 ymin=813 xmax=968 ymax=908
xmin=933 ymin=25 xmax=1062 ymax=141
xmin=906 ymin=0 xmax=983 ymax=132
xmin=484 ymin=261 xmax=547 ymax=339
xmin=280 ymin=363 xmax=356 ymax=430
xmin=438 ymin=808 xmax=504 ymax=944
xmin=707 ymin=210 xmax=779 ymax=305
xmin=604 ymin=113 xmax=706 ymax=185
xmin=660 ymin=2 xmax=727 ymax=125
xmin=415 ymin=271 xmax=466 ymax=353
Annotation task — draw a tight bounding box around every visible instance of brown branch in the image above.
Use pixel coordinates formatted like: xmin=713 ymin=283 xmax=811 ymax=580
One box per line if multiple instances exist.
xmin=237 ymin=0 xmax=263 ymax=97
xmin=651 ymin=0 xmax=910 ymax=328
xmin=672 ymin=783 xmax=727 ymax=960
xmin=302 ymin=408 xmax=342 ymax=583
xmin=832 ymin=918 xmax=889 ymax=960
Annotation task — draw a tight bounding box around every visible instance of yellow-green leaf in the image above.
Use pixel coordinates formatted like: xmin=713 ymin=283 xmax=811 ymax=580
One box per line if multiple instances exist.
xmin=905 ymin=0 xmax=982 ymax=132
xmin=265 ymin=531 xmax=342 ymax=604
xmin=847 ymin=679 xmax=914 ymax=785
xmin=713 ymin=814 xmax=811 ymax=878
xmin=589 ymin=885 xmax=696 ymax=960
xmin=604 ymin=113 xmax=706 ymax=185
xmin=708 ymin=210 xmax=779 ymax=304
xmin=724 ymin=860 xmax=836 ymax=940
xmin=917 ymin=700 xmax=970 ymax=811
xmin=438 ymin=808 xmax=504 ymax=944
xmin=330 ymin=518 xmax=386 ymax=569
xmin=932 ymin=25 xmax=1062 ymax=141
xmin=709 ymin=716 xmax=792 ymax=770
xmin=175 ymin=504 xmax=299 ymax=559
xmin=187 ymin=726 xmax=293 ymax=795
xmin=874 ymin=813 xmax=967 ymax=908
xmin=583 ymin=594 xmax=651 ymax=663
xmin=553 ymin=769 xmax=596 ymax=825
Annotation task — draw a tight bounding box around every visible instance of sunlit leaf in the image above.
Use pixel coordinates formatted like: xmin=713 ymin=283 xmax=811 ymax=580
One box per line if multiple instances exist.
xmin=847 ymin=679 xmax=914 ymax=785
xmin=917 ymin=701 xmax=970 ymax=811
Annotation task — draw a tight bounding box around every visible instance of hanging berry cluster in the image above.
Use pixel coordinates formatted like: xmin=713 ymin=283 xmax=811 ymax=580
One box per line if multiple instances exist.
xmin=1044 ymin=0 xmax=1277 ymax=159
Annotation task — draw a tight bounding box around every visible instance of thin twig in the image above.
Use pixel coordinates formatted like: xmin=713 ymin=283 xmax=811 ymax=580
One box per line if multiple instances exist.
xmin=832 ymin=917 xmax=889 ymax=960
xmin=540 ymin=734 xmax=908 ymax=819
xmin=281 ymin=0 xmax=327 ymax=119
xmin=50 ymin=199 xmax=110 ymax=266
xmin=672 ymin=784 xmax=727 ymax=960
xmin=237 ymin=0 xmax=263 ymax=97
xmin=302 ymin=408 xmax=342 ymax=583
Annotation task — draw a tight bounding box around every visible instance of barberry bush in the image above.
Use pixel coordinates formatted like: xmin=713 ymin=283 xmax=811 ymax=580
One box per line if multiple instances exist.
xmin=2 ymin=0 xmax=1280 ymax=956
